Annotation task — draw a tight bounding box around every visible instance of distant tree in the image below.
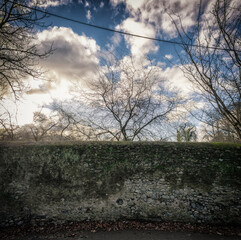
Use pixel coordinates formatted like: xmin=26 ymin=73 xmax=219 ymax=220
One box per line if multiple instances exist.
xmin=170 ymin=0 xmax=241 ymax=140
xmin=0 ymin=0 xmax=52 ymax=99
xmin=13 ymin=110 xmax=58 ymax=142
xmin=27 ymin=111 xmax=57 ymax=141
xmin=52 ymin=105 xmax=79 ymax=140
xmin=69 ymin=54 xmax=181 ymax=141
xmin=176 ymin=122 xmax=197 ymax=142
xmin=51 ymin=102 xmax=107 ymax=141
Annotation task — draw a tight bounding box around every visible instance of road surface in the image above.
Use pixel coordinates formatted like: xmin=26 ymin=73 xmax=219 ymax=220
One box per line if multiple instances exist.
xmin=7 ymin=230 xmax=240 ymax=240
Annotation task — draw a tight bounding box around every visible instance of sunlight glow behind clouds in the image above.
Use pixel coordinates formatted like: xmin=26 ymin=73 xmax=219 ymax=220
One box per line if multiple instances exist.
xmin=3 ymin=0 xmax=231 ymax=129
xmin=13 ymin=27 xmax=101 ymax=126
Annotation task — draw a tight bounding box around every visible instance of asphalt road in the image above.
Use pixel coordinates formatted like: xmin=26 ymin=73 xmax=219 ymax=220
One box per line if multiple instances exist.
xmin=8 ymin=230 xmax=240 ymax=240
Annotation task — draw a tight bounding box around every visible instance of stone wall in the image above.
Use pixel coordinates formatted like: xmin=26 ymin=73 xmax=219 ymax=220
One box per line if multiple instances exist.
xmin=0 ymin=142 xmax=241 ymax=227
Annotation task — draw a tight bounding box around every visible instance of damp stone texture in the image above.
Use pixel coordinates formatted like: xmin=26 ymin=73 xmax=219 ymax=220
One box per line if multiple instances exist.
xmin=0 ymin=142 xmax=240 ymax=227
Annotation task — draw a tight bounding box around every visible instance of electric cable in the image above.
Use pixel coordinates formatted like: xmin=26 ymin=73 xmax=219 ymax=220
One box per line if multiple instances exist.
xmin=6 ymin=1 xmax=241 ymax=53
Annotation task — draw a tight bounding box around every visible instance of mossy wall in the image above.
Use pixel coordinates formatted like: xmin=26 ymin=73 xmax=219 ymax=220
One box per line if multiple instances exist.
xmin=0 ymin=142 xmax=241 ymax=227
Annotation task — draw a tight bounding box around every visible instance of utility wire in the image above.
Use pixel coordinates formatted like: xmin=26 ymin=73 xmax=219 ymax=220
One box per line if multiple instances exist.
xmin=13 ymin=1 xmax=241 ymax=53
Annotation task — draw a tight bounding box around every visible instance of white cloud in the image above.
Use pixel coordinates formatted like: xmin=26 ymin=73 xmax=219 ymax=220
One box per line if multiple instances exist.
xmin=33 ymin=0 xmax=72 ymax=8
xmin=86 ymin=10 xmax=91 ymax=20
xmin=125 ymin=0 xmax=146 ymax=11
xmin=196 ymin=0 xmax=241 ymax=49
xmin=110 ymin=0 xmax=145 ymax=9
xmin=36 ymin=26 xmax=100 ymax=88
xmin=111 ymin=33 xmax=122 ymax=46
xmin=165 ymin=54 xmax=173 ymax=60
xmin=110 ymin=0 xmax=209 ymax=63
xmin=111 ymin=0 xmax=238 ymax=44
xmin=116 ymin=18 xmax=158 ymax=59
xmin=110 ymin=0 xmax=124 ymax=6
xmin=85 ymin=1 xmax=90 ymax=7
xmin=100 ymin=1 xmax=104 ymax=8
xmin=10 ymin=27 xmax=101 ymax=126
xmin=160 ymin=66 xmax=193 ymax=95
xmin=144 ymin=0 xmax=202 ymax=38
xmin=111 ymin=0 xmax=210 ymax=38
xmin=27 ymin=26 xmax=100 ymax=97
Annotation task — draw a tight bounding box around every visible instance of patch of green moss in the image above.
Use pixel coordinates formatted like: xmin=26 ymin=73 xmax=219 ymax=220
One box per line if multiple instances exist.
xmin=210 ymin=142 xmax=241 ymax=148
xmin=1 ymin=141 xmax=241 ymax=200
xmin=180 ymin=166 xmax=217 ymax=191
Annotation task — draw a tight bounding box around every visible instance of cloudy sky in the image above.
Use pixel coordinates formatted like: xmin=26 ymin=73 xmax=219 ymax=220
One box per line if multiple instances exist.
xmin=5 ymin=0 xmax=220 ymax=125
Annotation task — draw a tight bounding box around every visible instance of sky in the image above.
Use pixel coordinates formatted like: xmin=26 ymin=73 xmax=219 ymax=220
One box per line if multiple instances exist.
xmin=3 ymin=0 xmax=223 ymax=126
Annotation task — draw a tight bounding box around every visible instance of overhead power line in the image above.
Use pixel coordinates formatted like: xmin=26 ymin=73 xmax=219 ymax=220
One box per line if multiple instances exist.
xmin=13 ymin=1 xmax=241 ymax=53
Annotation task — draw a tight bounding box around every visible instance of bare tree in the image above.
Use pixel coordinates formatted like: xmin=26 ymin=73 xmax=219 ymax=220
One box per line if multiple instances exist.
xmin=0 ymin=103 xmax=18 ymax=140
xmin=170 ymin=0 xmax=241 ymax=140
xmin=14 ymin=110 xmax=57 ymax=142
xmin=50 ymin=102 xmax=104 ymax=141
xmin=201 ymin=108 xmax=240 ymax=142
xmin=26 ymin=111 xmax=57 ymax=141
xmin=0 ymin=0 xmax=52 ymax=99
xmin=70 ymin=54 xmax=181 ymax=141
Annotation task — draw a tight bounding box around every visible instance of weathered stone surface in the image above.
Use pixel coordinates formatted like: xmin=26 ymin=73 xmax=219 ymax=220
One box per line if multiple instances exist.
xmin=0 ymin=142 xmax=240 ymax=227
